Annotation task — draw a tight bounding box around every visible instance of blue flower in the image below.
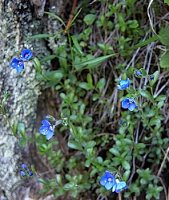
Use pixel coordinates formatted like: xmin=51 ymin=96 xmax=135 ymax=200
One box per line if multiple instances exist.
xmin=39 ymin=119 xmax=54 ymax=140
xmin=20 ymin=49 xmax=33 ymax=61
xmin=100 ymin=171 xmax=116 ymax=190
xmin=10 ymin=57 xmax=24 ymax=73
xmin=117 ymin=78 xmax=130 ymax=90
xmin=20 ymin=170 xmax=26 ymax=176
xmin=21 ymin=164 xmax=27 ymax=169
xmin=20 ymin=164 xmax=33 ymax=177
xmin=121 ymin=98 xmax=137 ymax=111
xmin=112 ymin=179 xmax=127 ymax=193
xmin=149 ymin=75 xmax=154 ymax=80
xmin=135 ymin=70 xmax=142 ymax=77
xmin=29 ymin=171 xmax=33 ymax=176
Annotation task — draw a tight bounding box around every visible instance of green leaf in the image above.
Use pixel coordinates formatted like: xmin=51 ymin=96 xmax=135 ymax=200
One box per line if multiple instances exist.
xmin=159 ymin=27 xmax=169 ymax=46
xmin=87 ymin=73 xmax=93 ymax=88
xmin=64 ymin=182 xmax=76 ymax=190
xmin=41 ymin=55 xmax=57 ymax=62
xmin=149 ymin=71 xmax=159 ymax=87
xmin=109 ymin=148 xmax=120 ymax=156
xmin=56 ymin=45 xmax=67 ymax=69
xmin=123 ymin=170 xmax=130 ymax=180
xmin=122 ymin=160 xmax=130 ymax=170
xmin=17 ymin=122 xmax=25 ymax=135
xmin=133 ymin=35 xmax=159 ymax=49
xmin=55 ymin=174 xmax=62 ymax=185
xmin=160 ymin=51 xmax=169 ymax=68
xmin=164 ymin=0 xmax=169 ymax=5
xmin=96 ymin=78 xmax=106 ymax=91
xmin=79 ymin=82 xmax=91 ymax=90
xmin=84 ymin=14 xmax=96 ymax=25
xmin=71 ymin=36 xmax=83 ymax=55
xmin=44 ymin=11 xmax=66 ymax=27
xmin=139 ymin=68 xmax=147 ymax=76
xmin=139 ymin=89 xmax=152 ymax=100
xmin=74 ymin=54 xmax=115 ymax=70
xmin=155 ymin=95 xmax=166 ymax=102
xmin=43 ymin=70 xmax=64 ymax=82
xmin=149 ymin=118 xmax=161 ymax=127
xmin=140 ymin=178 xmax=147 ymax=185
xmin=85 ymin=141 xmax=96 ymax=149
xmin=68 ymin=140 xmax=82 ymax=150
xmin=33 ymin=57 xmax=42 ymax=73
xmin=11 ymin=122 xmax=18 ymax=135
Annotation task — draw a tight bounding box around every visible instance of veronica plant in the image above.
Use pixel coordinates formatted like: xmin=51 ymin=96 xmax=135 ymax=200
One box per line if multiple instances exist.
xmin=100 ymin=171 xmax=127 ymax=193
xmin=117 ymin=78 xmax=130 ymax=90
xmin=20 ymin=163 xmax=33 ymax=177
xmin=39 ymin=116 xmax=63 ymax=140
xmin=121 ymin=98 xmax=137 ymax=111
xmin=10 ymin=49 xmax=33 ymax=73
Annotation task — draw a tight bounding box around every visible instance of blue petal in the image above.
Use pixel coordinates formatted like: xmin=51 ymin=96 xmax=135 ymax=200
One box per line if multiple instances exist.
xmin=135 ymin=70 xmax=142 ymax=76
xmin=117 ymin=85 xmax=123 ymax=90
xmin=118 ymin=82 xmax=126 ymax=90
xmin=105 ymin=181 xmax=113 ymax=190
xmin=10 ymin=58 xmax=24 ymax=73
xmin=100 ymin=174 xmax=107 ymax=186
xmin=20 ymin=49 xmax=33 ymax=61
xmin=10 ymin=57 xmax=18 ymax=68
xmin=121 ymin=98 xmax=129 ymax=109
xmin=41 ymin=119 xmax=51 ymax=126
xmin=112 ymin=184 xmax=117 ymax=192
xmin=39 ymin=125 xmax=49 ymax=135
xmin=120 ymin=80 xmax=128 ymax=86
xmin=21 ymin=164 xmax=27 ymax=169
xmin=16 ymin=65 xmax=24 ymax=73
xmin=100 ymin=171 xmax=116 ymax=189
xmin=128 ymin=102 xmax=137 ymax=111
xmin=115 ymin=181 xmax=127 ymax=193
xmin=119 ymin=79 xmax=130 ymax=90
xmin=46 ymin=130 xmax=54 ymax=140
xmin=29 ymin=171 xmax=33 ymax=176
xmin=20 ymin=170 xmax=26 ymax=176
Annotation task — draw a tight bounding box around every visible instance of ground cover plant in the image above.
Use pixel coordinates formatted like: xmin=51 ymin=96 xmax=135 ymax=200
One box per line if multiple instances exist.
xmin=1 ymin=0 xmax=169 ymax=199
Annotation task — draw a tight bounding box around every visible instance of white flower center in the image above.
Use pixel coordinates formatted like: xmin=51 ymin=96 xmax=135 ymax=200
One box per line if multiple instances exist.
xmin=108 ymin=177 xmax=112 ymax=182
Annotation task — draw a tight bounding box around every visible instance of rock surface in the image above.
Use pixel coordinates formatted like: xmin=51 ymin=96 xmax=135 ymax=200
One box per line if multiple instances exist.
xmin=0 ymin=0 xmax=64 ymax=199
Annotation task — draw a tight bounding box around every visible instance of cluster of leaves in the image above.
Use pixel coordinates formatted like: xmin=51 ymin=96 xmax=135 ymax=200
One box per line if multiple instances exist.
xmin=30 ymin=0 xmax=169 ymax=199
xmin=2 ymin=0 xmax=168 ymax=199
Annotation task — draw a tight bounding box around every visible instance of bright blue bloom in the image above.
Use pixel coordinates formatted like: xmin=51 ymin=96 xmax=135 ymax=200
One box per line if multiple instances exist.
xmin=100 ymin=171 xmax=116 ymax=190
xmin=112 ymin=179 xmax=127 ymax=193
xmin=10 ymin=57 xmax=24 ymax=73
xmin=39 ymin=119 xmax=54 ymax=140
xmin=121 ymin=98 xmax=137 ymax=111
xmin=20 ymin=170 xmax=26 ymax=176
xmin=20 ymin=49 xmax=33 ymax=61
xmin=117 ymin=78 xmax=130 ymax=90
xmin=21 ymin=164 xmax=27 ymax=169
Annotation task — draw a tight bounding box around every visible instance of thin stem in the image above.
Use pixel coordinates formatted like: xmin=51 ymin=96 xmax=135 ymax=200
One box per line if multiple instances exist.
xmin=118 ymin=193 xmax=122 ymax=200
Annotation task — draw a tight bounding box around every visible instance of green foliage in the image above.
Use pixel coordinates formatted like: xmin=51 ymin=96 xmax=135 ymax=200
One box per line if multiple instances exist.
xmin=25 ymin=0 xmax=169 ymax=199
xmin=159 ymin=27 xmax=169 ymax=46
xmin=160 ymin=51 xmax=169 ymax=68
